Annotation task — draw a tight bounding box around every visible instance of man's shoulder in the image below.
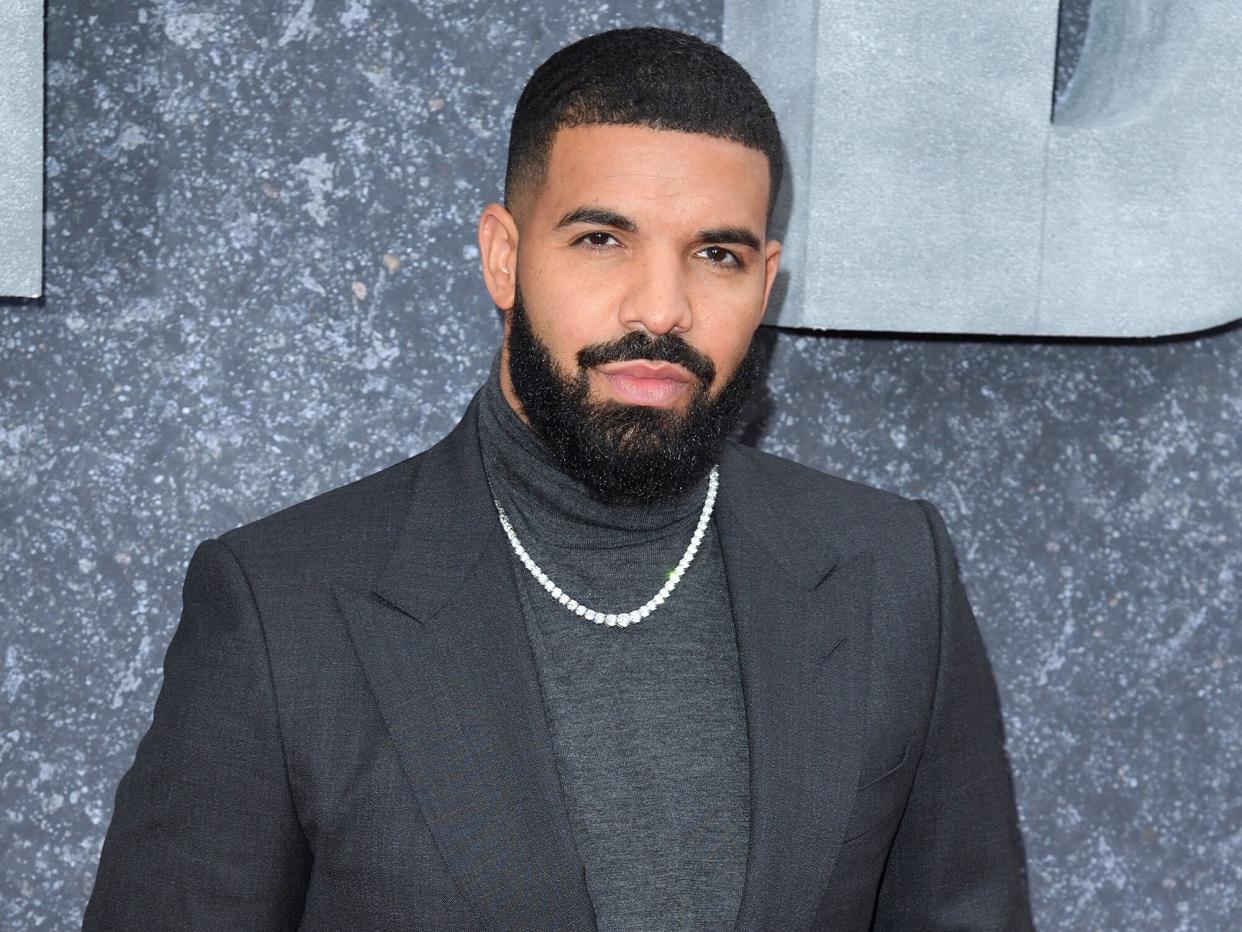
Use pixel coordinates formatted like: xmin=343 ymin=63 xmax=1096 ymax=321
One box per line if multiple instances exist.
xmin=212 ymin=444 xmax=434 ymax=579
xmin=730 ymin=443 xmax=948 ymax=615
xmin=726 ymin=440 xmax=933 ymax=536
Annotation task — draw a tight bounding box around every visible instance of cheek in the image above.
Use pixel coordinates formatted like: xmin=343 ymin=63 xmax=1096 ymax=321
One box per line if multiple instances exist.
xmin=695 ymin=300 xmax=758 ymax=360
xmin=711 ymin=349 xmax=747 ymax=393
xmin=691 ymin=267 xmax=765 ymax=325
xmin=540 ymin=304 xmax=604 ymax=361
xmin=525 ymin=282 xmax=617 ymax=353
xmin=518 ymin=294 xmax=608 ymax=378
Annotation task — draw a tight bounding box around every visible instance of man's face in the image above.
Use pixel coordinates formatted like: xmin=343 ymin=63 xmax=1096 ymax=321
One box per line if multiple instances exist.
xmin=479 ymin=123 xmax=782 ymax=504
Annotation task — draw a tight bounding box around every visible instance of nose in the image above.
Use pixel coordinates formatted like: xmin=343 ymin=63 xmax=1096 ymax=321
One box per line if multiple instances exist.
xmin=617 ymin=249 xmax=693 ymax=337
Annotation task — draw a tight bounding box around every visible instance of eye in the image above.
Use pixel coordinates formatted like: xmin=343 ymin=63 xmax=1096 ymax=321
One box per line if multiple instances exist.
xmin=575 ymin=231 xmax=621 ymax=250
xmin=697 ymin=245 xmax=744 ymax=269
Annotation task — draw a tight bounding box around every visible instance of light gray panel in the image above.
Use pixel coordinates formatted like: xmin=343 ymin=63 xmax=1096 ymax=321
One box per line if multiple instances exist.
xmin=726 ymin=0 xmax=1056 ymax=334
xmin=725 ymin=0 xmax=1242 ymax=337
xmin=1041 ymin=0 xmax=1242 ymax=335
xmin=0 ymin=0 xmax=43 ymax=298
xmin=722 ymin=0 xmax=817 ymax=326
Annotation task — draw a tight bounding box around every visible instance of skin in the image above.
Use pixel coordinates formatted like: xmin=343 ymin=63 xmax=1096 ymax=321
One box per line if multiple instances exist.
xmin=477 ymin=123 xmax=782 ymax=423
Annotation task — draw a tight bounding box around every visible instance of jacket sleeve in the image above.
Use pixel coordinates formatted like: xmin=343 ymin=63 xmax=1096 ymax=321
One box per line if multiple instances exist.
xmin=83 ymin=538 xmax=311 ymax=931
xmin=871 ymin=500 xmax=1037 ymax=931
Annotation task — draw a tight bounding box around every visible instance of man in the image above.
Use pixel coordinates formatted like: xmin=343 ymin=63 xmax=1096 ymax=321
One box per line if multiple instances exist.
xmin=85 ymin=27 xmax=1035 ymax=932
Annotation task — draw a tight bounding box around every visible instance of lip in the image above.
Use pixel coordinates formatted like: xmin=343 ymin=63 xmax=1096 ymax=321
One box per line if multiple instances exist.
xmin=597 ymin=361 xmax=694 ymax=382
xmin=596 ymin=361 xmax=695 ymax=407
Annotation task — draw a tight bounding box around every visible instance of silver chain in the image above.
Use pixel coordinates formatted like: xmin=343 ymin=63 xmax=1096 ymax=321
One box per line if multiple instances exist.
xmin=491 ymin=466 xmax=719 ymax=628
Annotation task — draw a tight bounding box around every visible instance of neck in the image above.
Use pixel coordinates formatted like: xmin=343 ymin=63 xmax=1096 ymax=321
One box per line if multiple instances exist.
xmin=474 ymin=346 xmax=710 ymax=547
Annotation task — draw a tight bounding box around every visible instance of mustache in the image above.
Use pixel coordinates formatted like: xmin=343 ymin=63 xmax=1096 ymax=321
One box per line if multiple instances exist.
xmin=575 ymin=331 xmax=716 ymax=387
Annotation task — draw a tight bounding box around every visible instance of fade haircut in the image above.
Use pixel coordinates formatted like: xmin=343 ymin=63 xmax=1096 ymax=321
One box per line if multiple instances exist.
xmin=503 ymin=27 xmax=784 ymax=223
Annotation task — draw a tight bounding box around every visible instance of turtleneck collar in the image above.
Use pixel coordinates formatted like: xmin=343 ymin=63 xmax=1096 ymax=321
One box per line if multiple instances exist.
xmin=474 ymin=346 xmax=712 ymax=549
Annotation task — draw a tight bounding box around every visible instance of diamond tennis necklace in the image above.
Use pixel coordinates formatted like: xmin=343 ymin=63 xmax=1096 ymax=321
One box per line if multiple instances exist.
xmin=491 ymin=465 xmax=719 ymax=628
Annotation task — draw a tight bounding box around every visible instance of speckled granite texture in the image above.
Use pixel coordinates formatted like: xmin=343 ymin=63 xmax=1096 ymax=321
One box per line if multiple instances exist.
xmin=1 ymin=2 xmax=1238 ymax=929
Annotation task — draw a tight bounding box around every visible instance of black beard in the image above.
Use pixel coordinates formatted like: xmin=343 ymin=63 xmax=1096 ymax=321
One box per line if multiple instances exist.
xmin=504 ymin=281 xmax=764 ymax=505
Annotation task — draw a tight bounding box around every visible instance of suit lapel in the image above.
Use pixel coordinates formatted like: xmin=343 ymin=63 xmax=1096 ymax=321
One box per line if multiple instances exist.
xmin=334 ymin=387 xmax=872 ymax=932
xmin=716 ymin=442 xmax=873 ymax=931
xmin=333 ymin=391 xmax=597 ymax=932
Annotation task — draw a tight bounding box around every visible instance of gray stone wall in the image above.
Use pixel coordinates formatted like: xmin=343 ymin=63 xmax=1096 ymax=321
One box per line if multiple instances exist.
xmin=1 ymin=2 xmax=1238 ymax=929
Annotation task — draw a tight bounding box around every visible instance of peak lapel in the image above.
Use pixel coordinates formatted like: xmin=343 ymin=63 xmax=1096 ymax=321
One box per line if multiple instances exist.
xmin=333 ymin=391 xmax=597 ymax=932
xmin=717 ymin=443 xmax=874 ymax=932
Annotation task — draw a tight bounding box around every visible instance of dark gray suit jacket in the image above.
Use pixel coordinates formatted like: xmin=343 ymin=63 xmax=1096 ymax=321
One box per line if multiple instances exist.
xmin=84 ymin=387 xmax=1036 ymax=931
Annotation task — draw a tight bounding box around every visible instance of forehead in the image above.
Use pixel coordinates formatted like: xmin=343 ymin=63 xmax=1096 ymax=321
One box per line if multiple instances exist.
xmin=534 ymin=123 xmax=770 ymax=226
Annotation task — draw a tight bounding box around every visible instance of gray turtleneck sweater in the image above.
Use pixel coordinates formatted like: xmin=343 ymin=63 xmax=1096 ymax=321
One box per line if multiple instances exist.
xmin=474 ymin=349 xmax=750 ymax=931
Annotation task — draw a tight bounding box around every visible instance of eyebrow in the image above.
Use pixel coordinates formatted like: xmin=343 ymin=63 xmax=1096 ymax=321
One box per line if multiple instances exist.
xmin=693 ymin=226 xmax=762 ymax=252
xmin=553 ymin=206 xmax=762 ymax=252
xmin=553 ymin=206 xmax=636 ymax=232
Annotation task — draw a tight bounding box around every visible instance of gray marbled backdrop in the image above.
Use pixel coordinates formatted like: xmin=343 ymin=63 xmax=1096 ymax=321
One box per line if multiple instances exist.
xmin=1 ymin=2 xmax=1238 ymax=929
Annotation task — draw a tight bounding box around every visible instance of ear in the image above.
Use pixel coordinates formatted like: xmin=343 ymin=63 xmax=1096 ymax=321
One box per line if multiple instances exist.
xmin=759 ymin=238 xmax=782 ymax=321
xmin=478 ymin=203 xmax=520 ymax=309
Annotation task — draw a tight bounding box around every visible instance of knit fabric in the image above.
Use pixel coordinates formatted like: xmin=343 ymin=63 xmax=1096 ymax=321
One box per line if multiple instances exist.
xmin=474 ymin=348 xmax=750 ymax=932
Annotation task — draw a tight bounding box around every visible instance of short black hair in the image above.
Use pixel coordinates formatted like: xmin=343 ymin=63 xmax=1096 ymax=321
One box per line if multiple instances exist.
xmin=504 ymin=27 xmax=783 ymax=223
